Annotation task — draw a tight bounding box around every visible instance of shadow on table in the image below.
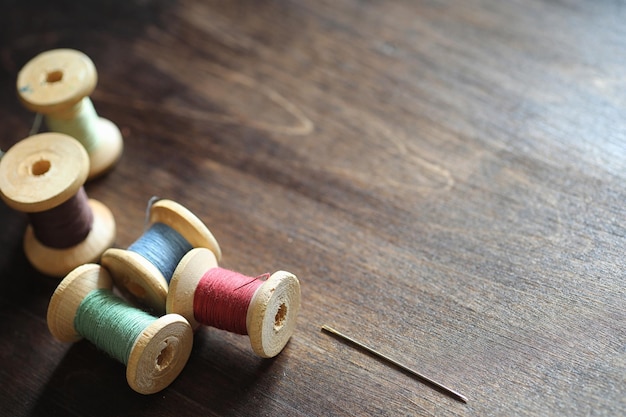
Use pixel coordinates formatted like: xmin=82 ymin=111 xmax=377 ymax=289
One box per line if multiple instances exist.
xmin=28 ymin=325 xmax=280 ymax=416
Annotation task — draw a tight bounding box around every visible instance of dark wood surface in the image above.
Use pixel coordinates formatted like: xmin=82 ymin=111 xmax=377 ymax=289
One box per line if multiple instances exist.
xmin=1 ymin=1 xmax=624 ymax=416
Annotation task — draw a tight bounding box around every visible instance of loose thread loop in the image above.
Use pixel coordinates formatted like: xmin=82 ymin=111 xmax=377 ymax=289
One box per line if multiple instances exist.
xmin=29 ymin=112 xmax=43 ymax=136
xmin=46 ymin=97 xmax=101 ymax=153
xmin=28 ymin=187 xmax=94 ymax=248
xmin=128 ymin=223 xmax=192 ymax=282
xmin=143 ymin=196 xmax=161 ymax=231
xmin=193 ymin=268 xmax=267 ymax=335
xmin=74 ymin=288 xmax=156 ymax=365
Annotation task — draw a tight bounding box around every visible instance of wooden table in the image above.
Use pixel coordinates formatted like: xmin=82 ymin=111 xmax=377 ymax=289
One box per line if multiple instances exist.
xmin=0 ymin=1 xmax=624 ymax=415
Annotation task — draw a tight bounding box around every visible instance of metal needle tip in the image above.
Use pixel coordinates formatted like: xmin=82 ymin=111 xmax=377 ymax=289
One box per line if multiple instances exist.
xmin=322 ymin=325 xmax=468 ymax=403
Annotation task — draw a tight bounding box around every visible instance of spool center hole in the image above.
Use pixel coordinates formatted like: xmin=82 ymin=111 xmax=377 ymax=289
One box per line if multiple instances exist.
xmin=46 ymin=70 xmax=64 ymax=84
xmin=156 ymin=339 xmax=174 ymax=371
xmin=274 ymin=303 xmax=287 ymax=331
xmin=31 ymin=159 xmax=51 ymax=176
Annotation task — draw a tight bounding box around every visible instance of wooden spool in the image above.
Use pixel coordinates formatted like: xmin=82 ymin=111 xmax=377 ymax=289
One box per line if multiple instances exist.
xmin=47 ymin=263 xmax=193 ymax=394
xmin=101 ymin=199 xmax=221 ymax=314
xmin=168 ymin=248 xmax=301 ymax=358
xmin=17 ymin=48 xmax=123 ymax=179
xmin=0 ymin=132 xmax=115 ymax=277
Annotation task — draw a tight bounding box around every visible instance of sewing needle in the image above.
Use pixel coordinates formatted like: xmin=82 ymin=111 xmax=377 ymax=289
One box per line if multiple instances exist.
xmin=322 ymin=325 xmax=468 ymax=403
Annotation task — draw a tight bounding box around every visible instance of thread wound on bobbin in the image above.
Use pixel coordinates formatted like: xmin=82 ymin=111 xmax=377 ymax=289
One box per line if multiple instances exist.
xmin=47 ymin=264 xmax=193 ymax=394
xmin=17 ymin=48 xmax=123 ymax=179
xmin=168 ymin=248 xmax=301 ymax=358
xmin=0 ymin=133 xmax=116 ymax=277
xmin=102 ymin=198 xmax=221 ymax=314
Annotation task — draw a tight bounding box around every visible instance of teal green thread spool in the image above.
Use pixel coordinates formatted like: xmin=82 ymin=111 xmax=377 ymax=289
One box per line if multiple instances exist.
xmin=102 ymin=198 xmax=221 ymax=314
xmin=47 ymin=264 xmax=193 ymax=394
xmin=17 ymin=48 xmax=123 ymax=180
xmin=75 ymin=289 xmax=157 ymax=365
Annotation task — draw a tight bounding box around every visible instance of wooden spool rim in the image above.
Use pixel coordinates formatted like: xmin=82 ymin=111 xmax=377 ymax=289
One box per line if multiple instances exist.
xmin=126 ymin=313 xmax=193 ymax=395
xmin=17 ymin=48 xmax=97 ymax=114
xmin=101 ymin=248 xmax=169 ymax=315
xmin=25 ymin=198 xmax=116 ymax=277
xmin=149 ymin=199 xmax=222 ymax=261
xmin=87 ymin=117 xmax=124 ymax=180
xmin=0 ymin=132 xmax=88 ymax=212
xmin=47 ymin=263 xmax=112 ymax=343
xmin=247 ymin=270 xmax=301 ymax=358
xmin=167 ymin=247 xmax=220 ymax=329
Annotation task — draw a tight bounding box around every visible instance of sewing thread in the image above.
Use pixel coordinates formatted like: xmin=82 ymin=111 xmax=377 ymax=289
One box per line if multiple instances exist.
xmin=74 ymin=288 xmax=157 ymax=365
xmin=28 ymin=187 xmax=94 ymax=248
xmin=128 ymin=222 xmax=193 ymax=282
xmin=193 ymin=268 xmax=269 ymax=334
xmin=45 ymin=97 xmax=101 ymax=153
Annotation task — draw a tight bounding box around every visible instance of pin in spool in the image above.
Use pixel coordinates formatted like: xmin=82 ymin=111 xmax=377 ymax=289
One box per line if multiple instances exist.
xmin=17 ymin=48 xmax=123 ymax=179
xmin=101 ymin=199 xmax=221 ymax=314
xmin=0 ymin=132 xmax=116 ymax=277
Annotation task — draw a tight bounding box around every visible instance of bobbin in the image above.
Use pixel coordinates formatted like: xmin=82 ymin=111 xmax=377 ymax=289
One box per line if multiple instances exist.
xmin=47 ymin=263 xmax=193 ymax=394
xmin=17 ymin=48 xmax=123 ymax=179
xmin=101 ymin=199 xmax=221 ymax=314
xmin=168 ymin=248 xmax=301 ymax=358
xmin=0 ymin=132 xmax=116 ymax=277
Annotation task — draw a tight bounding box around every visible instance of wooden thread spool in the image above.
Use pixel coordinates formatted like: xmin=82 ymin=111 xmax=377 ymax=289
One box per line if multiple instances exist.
xmin=17 ymin=48 xmax=123 ymax=179
xmin=167 ymin=248 xmax=301 ymax=358
xmin=0 ymin=132 xmax=116 ymax=277
xmin=101 ymin=199 xmax=221 ymax=314
xmin=47 ymin=263 xmax=193 ymax=394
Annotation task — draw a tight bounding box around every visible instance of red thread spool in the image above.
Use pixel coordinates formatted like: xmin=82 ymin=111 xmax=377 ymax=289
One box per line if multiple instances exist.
xmin=0 ymin=132 xmax=116 ymax=277
xmin=167 ymin=248 xmax=301 ymax=358
xmin=193 ymin=268 xmax=267 ymax=335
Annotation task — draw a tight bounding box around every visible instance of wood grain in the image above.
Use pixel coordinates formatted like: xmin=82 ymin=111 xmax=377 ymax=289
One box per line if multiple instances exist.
xmin=0 ymin=0 xmax=624 ymax=416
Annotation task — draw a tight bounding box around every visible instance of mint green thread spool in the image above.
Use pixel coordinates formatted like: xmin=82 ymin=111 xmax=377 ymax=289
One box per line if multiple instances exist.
xmin=17 ymin=49 xmax=123 ymax=180
xmin=46 ymin=97 xmax=102 ymax=154
xmin=75 ymin=289 xmax=157 ymax=365
xmin=47 ymin=264 xmax=193 ymax=394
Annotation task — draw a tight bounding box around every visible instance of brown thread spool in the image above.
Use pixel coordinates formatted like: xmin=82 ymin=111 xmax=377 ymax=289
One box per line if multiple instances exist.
xmin=167 ymin=248 xmax=301 ymax=358
xmin=17 ymin=48 xmax=123 ymax=179
xmin=0 ymin=132 xmax=116 ymax=276
xmin=101 ymin=199 xmax=221 ymax=314
xmin=47 ymin=263 xmax=193 ymax=394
